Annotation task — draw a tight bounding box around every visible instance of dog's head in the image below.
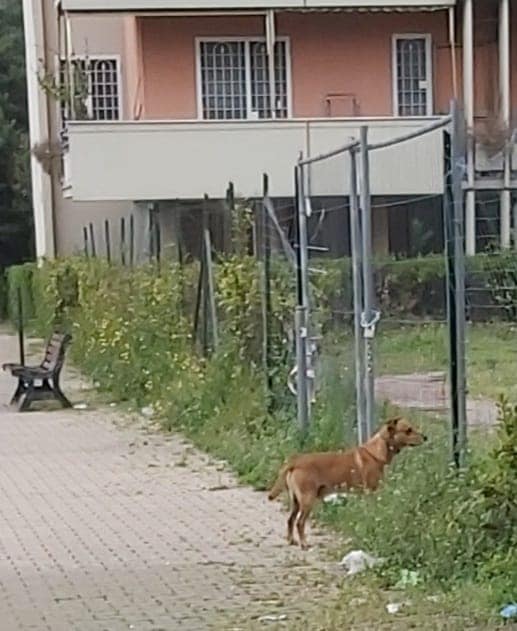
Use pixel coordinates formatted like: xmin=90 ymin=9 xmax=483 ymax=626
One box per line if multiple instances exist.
xmin=380 ymin=416 xmax=427 ymax=451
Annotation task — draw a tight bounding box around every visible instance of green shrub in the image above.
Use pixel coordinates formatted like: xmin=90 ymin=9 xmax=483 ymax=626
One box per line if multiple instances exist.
xmin=0 ymin=268 xmax=7 ymax=320
xmin=320 ymin=401 xmax=517 ymax=607
xmin=7 ymin=262 xmax=36 ymax=325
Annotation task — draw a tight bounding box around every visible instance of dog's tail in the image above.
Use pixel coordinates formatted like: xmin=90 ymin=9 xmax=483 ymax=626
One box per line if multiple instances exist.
xmin=268 ymin=462 xmax=292 ymax=500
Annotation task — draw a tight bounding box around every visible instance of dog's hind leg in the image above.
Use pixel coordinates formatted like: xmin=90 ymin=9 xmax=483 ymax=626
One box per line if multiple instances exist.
xmin=286 ymin=491 xmax=299 ymax=546
xmin=296 ymin=494 xmax=316 ymax=551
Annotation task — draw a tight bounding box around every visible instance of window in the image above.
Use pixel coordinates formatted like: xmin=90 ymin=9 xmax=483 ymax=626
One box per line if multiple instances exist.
xmin=197 ymin=39 xmax=290 ymax=120
xmin=393 ymin=35 xmax=432 ymax=116
xmin=59 ymin=57 xmax=121 ymax=125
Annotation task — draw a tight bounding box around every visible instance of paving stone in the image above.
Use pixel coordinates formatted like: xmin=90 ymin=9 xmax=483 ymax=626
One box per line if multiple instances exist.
xmin=0 ymin=333 xmax=337 ymax=630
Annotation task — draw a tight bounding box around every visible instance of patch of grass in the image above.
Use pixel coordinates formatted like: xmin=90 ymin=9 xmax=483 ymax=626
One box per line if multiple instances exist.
xmin=377 ymin=323 xmax=448 ymax=376
xmin=297 ymin=579 xmax=504 ymax=630
xmin=219 ymin=573 xmax=505 ymax=630
xmin=466 ymin=323 xmax=517 ymax=401
xmin=378 ymin=322 xmax=517 ymax=401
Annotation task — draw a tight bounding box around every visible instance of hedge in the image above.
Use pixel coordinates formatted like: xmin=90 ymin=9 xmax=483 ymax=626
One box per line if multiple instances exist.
xmin=6 ymin=262 xmax=36 ymax=325
xmin=0 ymin=269 xmax=7 ymax=321
xmin=8 ymin=251 xmax=517 ymax=335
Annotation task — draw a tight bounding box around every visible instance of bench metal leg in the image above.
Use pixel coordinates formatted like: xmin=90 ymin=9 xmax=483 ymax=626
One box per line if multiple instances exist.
xmin=52 ymin=379 xmax=72 ymax=408
xmin=17 ymin=378 xmax=72 ymax=412
xmin=18 ymin=382 xmax=36 ymax=412
xmin=10 ymin=379 xmax=26 ymax=406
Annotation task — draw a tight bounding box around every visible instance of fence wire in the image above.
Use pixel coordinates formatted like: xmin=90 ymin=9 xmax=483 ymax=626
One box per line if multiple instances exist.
xmin=293 ymin=111 xmax=462 ymax=450
xmin=463 ymin=194 xmax=517 ymax=427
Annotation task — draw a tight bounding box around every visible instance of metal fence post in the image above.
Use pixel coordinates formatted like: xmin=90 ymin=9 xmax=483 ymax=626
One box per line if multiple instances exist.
xmin=204 ymin=228 xmax=218 ymax=351
xmin=129 ymin=214 xmax=135 ymax=268
xmin=451 ymin=99 xmax=467 ymax=466
xmin=349 ymin=148 xmax=367 ymax=443
xmin=262 ymin=173 xmax=273 ymax=405
xmin=359 ymin=126 xmax=375 ymax=438
xmin=154 ymin=209 xmax=161 ymax=268
xmin=83 ymin=226 xmax=89 ymax=258
xmin=295 ymin=162 xmax=310 ymax=434
xmin=444 ymin=129 xmax=458 ymax=465
xmin=89 ymin=222 xmax=96 ymax=258
xmin=17 ymin=287 xmax=25 ymax=366
xmin=148 ymin=204 xmax=154 ymax=264
xmin=120 ymin=217 xmax=126 ymax=266
xmin=104 ymin=219 xmax=111 ymax=264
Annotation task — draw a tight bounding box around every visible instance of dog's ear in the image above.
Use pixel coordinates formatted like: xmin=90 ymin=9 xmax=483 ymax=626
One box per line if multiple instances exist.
xmin=385 ymin=416 xmax=401 ymax=434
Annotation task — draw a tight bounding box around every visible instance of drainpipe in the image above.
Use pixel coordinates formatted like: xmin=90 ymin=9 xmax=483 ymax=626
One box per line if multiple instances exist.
xmin=463 ymin=0 xmax=476 ymax=256
xmin=499 ymin=0 xmax=511 ymax=248
xmin=22 ymin=0 xmax=56 ymax=261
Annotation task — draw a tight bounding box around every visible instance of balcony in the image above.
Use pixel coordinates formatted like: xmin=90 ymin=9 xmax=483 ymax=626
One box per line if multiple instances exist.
xmin=62 ymin=1 xmax=456 ymax=12
xmin=65 ymin=117 xmax=445 ymax=201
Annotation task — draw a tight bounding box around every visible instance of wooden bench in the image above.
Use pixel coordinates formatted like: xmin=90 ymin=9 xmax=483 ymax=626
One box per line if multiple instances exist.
xmin=2 ymin=333 xmax=73 ymax=411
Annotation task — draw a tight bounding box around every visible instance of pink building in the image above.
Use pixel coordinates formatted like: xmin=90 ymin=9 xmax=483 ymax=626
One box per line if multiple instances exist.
xmin=24 ymin=1 xmax=517 ymax=258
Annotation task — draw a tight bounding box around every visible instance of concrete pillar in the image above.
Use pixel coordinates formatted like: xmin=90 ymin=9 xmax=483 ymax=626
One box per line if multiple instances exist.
xmin=22 ymin=0 xmax=55 ymax=261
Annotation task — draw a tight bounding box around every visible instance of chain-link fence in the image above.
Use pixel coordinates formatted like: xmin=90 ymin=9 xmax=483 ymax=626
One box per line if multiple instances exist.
xmin=289 ymin=103 xmax=467 ymax=462
xmin=463 ymin=193 xmax=517 ymax=428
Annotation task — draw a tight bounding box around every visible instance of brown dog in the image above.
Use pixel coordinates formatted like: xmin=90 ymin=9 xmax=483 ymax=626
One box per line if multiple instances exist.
xmin=268 ymin=416 xmax=427 ymax=549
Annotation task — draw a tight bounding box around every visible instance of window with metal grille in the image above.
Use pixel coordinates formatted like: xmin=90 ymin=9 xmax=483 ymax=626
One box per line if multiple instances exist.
xmin=198 ymin=39 xmax=289 ymax=120
xmin=393 ymin=35 xmax=432 ymax=116
xmin=59 ymin=57 xmax=120 ymax=125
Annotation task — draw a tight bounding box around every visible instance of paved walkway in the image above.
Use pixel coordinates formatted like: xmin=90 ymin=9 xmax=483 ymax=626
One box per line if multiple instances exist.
xmin=0 ymin=334 xmax=338 ymax=631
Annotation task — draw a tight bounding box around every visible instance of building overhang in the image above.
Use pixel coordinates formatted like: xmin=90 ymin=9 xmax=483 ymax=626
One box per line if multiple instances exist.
xmin=60 ymin=1 xmax=456 ymax=15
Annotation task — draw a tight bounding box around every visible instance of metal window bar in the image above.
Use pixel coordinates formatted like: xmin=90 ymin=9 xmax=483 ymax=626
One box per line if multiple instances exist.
xmin=396 ymin=38 xmax=428 ymax=116
xmin=200 ymin=40 xmax=287 ymax=120
xmin=59 ymin=58 xmax=120 ymax=127
xmin=90 ymin=59 xmax=119 ymax=121
xmin=200 ymin=42 xmax=247 ymax=120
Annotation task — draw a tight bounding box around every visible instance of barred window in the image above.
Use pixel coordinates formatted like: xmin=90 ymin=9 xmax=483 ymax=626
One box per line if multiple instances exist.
xmin=393 ymin=35 xmax=432 ymax=116
xmin=199 ymin=39 xmax=289 ymax=120
xmin=59 ymin=57 xmax=120 ymax=125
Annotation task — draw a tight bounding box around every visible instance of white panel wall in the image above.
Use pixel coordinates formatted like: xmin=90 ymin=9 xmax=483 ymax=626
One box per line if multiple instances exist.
xmin=67 ymin=118 xmax=445 ymax=200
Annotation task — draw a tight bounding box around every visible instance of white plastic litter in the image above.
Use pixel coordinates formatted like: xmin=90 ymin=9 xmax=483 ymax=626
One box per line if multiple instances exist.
xmin=323 ymin=492 xmax=347 ymax=505
xmin=73 ymin=402 xmax=88 ymax=410
xmin=386 ymin=602 xmax=402 ymax=614
xmin=338 ymin=550 xmax=383 ymax=575
xmin=258 ymin=614 xmax=287 ymax=623
xmin=141 ymin=405 xmax=154 ymax=418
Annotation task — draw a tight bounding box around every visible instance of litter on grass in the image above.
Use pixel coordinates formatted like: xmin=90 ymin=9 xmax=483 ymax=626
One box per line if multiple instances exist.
xmin=338 ymin=550 xmax=383 ymax=576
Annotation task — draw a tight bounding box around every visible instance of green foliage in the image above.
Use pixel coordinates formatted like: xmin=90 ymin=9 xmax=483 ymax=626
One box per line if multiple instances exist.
xmin=7 ymin=262 xmax=36 ymax=324
xmin=320 ymin=405 xmax=517 ymax=607
xmin=0 ymin=0 xmax=33 ymax=267
xmin=0 ymin=267 xmax=7 ymax=320
xmin=306 ymin=252 xmax=517 ymax=323
xmin=473 ymin=251 xmax=517 ymax=321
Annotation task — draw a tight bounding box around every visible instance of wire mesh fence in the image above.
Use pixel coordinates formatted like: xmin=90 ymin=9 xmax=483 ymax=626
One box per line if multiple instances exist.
xmin=290 ymin=104 xmax=467 ymax=459
xmin=74 ymin=100 xmax=517 ymax=465
xmin=463 ymin=196 xmax=517 ymax=427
